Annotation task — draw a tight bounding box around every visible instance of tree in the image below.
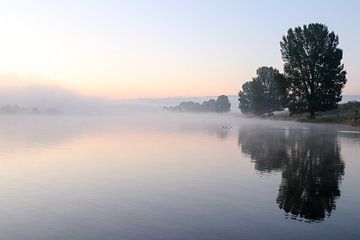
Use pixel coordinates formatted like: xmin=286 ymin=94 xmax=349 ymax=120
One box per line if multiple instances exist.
xmin=238 ymin=82 xmax=252 ymax=114
xmin=202 ymin=99 xmax=217 ymax=112
xmin=280 ymin=23 xmax=347 ymax=117
xmin=238 ymin=66 xmax=287 ymax=115
xmin=215 ymin=95 xmax=231 ymax=112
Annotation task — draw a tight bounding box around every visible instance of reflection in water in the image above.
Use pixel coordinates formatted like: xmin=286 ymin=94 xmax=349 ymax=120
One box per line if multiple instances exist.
xmin=238 ymin=128 xmax=288 ymax=172
xmin=177 ymin=123 xmax=231 ymax=141
xmin=0 ymin=114 xmax=359 ymax=239
xmin=238 ymin=127 xmax=345 ymax=223
xmin=215 ymin=126 xmax=230 ymax=140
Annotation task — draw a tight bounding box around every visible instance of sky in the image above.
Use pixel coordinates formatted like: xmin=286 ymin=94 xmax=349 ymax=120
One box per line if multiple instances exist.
xmin=0 ymin=0 xmax=359 ymax=99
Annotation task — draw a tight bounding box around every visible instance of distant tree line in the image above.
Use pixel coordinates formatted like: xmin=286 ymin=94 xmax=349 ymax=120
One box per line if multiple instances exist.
xmin=239 ymin=23 xmax=347 ymax=118
xmin=0 ymin=105 xmax=57 ymax=114
xmin=165 ymin=95 xmax=231 ymax=113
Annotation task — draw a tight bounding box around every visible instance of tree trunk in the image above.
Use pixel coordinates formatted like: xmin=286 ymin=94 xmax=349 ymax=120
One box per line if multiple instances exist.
xmin=309 ymin=93 xmax=316 ymax=118
xmin=310 ymin=109 xmax=315 ymax=118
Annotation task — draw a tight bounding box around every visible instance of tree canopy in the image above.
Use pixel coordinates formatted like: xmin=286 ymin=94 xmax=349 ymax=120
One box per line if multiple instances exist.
xmin=280 ymin=23 xmax=347 ymax=117
xmin=238 ymin=66 xmax=287 ymax=115
xmin=215 ymin=95 xmax=231 ymax=113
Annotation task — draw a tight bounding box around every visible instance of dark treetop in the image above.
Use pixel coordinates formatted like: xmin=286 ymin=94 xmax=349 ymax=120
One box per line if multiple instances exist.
xmin=280 ymin=23 xmax=347 ymax=117
xmin=238 ymin=66 xmax=287 ymax=115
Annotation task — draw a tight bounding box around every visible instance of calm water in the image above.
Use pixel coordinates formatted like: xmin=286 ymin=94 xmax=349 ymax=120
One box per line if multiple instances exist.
xmin=0 ymin=113 xmax=359 ymax=240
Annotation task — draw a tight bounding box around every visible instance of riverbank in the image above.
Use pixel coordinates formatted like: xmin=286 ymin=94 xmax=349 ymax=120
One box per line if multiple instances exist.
xmin=238 ymin=101 xmax=359 ymax=127
xmin=269 ymin=113 xmax=360 ymax=126
xmin=267 ymin=105 xmax=360 ymax=126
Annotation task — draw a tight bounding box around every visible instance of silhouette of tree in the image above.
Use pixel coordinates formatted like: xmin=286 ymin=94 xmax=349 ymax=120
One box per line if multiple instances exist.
xmin=203 ymin=99 xmax=217 ymax=112
xmin=238 ymin=82 xmax=252 ymax=114
xmin=238 ymin=67 xmax=287 ymax=115
xmin=280 ymin=23 xmax=347 ymax=117
xmin=238 ymin=127 xmax=344 ymax=222
xmin=216 ymin=95 xmax=231 ymax=113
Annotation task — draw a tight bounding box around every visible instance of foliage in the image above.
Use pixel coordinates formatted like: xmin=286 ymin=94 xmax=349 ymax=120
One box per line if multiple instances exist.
xmin=280 ymin=23 xmax=347 ymax=117
xmin=238 ymin=66 xmax=287 ymax=115
xmin=215 ymin=95 xmax=231 ymax=113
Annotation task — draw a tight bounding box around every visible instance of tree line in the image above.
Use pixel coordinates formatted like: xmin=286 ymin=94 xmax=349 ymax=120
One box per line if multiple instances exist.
xmin=238 ymin=23 xmax=347 ymax=118
xmin=0 ymin=105 xmax=57 ymax=114
xmin=165 ymin=95 xmax=231 ymax=113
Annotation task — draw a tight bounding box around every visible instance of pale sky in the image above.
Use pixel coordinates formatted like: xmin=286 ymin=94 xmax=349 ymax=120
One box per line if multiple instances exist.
xmin=0 ymin=0 xmax=359 ymax=99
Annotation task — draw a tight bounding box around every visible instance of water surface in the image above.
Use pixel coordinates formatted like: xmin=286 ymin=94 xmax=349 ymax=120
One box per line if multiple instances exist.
xmin=0 ymin=113 xmax=359 ymax=240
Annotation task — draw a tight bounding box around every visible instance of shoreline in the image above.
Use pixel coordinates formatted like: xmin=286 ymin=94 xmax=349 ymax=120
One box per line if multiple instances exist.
xmin=257 ymin=114 xmax=360 ymax=129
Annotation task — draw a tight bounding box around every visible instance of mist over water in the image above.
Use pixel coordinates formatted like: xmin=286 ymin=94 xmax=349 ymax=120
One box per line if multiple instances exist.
xmin=2 ymin=0 xmax=360 ymax=239
xmin=0 ymin=86 xmax=242 ymax=115
xmin=0 ymin=111 xmax=359 ymax=240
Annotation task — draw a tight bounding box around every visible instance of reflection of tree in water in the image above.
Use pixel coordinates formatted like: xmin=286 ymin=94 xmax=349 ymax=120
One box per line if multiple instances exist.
xmin=238 ymin=127 xmax=345 ymax=223
xmin=238 ymin=128 xmax=289 ymax=172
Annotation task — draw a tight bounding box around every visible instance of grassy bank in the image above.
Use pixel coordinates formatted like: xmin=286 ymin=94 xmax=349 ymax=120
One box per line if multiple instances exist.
xmin=268 ymin=101 xmax=360 ymax=126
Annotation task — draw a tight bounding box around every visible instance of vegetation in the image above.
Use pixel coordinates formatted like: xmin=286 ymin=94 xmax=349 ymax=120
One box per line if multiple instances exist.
xmin=165 ymin=95 xmax=231 ymax=113
xmin=238 ymin=67 xmax=287 ymax=115
xmin=281 ymin=23 xmax=347 ymax=117
xmin=268 ymin=101 xmax=360 ymax=126
xmin=215 ymin=95 xmax=232 ymax=113
xmin=239 ymin=23 xmax=347 ymax=119
xmin=0 ymin=105 xmax=57 ymax=114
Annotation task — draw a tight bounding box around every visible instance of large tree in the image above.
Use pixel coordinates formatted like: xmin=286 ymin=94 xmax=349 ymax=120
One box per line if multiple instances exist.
xmin=280 ymin=23 xmax=347 ymax=117
xmin=238 ymin=66 xmax=287 ymax=115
